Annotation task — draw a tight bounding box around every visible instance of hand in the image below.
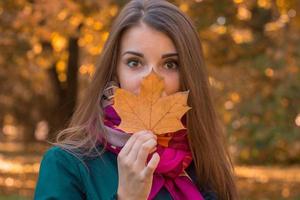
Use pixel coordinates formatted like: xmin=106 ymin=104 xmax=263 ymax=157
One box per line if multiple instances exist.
xmin=117 ymin=130 xmax=160 ymax=200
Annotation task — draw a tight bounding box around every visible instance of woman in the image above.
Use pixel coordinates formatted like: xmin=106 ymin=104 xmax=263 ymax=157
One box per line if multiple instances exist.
xmin=34 ymin=0 xmax=238 ymax=199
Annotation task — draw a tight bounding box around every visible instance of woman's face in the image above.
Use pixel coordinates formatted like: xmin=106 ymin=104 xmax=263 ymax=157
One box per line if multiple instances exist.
xmin=117 ymin=22 xmax=180 ymax=96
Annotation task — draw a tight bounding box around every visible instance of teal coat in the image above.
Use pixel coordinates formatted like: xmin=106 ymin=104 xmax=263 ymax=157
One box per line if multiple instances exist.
xmin=34 ymin=145 xmax=217 ymax=200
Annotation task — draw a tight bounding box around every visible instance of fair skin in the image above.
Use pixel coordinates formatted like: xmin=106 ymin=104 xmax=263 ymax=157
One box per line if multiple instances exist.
xmin=116 ymin=22 xmax=180 ymax=200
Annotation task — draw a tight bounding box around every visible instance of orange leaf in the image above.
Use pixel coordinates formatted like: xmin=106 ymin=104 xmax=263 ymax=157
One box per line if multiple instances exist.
xmin=157 ymin=134 xmax=172 ymax=147
xmin=112 ymin=71 xmax=191 ymax=140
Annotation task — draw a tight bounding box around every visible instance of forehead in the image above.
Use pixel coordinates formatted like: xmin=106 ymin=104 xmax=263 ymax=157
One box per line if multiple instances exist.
xmin=119 ymin=22 xmax=177 ymax=54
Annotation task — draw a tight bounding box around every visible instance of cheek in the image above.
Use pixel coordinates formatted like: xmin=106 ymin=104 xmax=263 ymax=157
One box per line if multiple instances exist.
xmin=117 ymin=66 xmax=141 ymax=94
xmin=162 ymin=72 xmax=180 ymax=95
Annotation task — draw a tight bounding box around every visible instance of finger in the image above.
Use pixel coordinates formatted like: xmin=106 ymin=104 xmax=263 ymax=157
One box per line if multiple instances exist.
xmin=150 ymin=146 xmax=157 ymax=154
xmin=126 ymin=132 xmax=156 ymax=163
xmin=142 ymin=153 xmax=160 ymax=178
xmin=119 ymin=131 xmax=142 ymax=157
xmin=135 ymin=138 xmax=157 ymax=166
xmin=119 ymin=130 xmax=154 ymax=157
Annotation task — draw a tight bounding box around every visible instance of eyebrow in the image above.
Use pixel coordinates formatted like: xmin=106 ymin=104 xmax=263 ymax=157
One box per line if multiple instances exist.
xmin=121 ymin=51 xmax=178 ymax=58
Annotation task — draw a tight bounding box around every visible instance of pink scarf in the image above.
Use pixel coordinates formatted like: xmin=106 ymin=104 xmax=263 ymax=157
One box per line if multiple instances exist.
xmin=98 ymin=105 xmax=204 ymax=200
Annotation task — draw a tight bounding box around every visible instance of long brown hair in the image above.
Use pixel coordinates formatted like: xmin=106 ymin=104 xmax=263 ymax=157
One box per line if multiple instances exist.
xmin=55 ymin=0 xmax=238 ymax=199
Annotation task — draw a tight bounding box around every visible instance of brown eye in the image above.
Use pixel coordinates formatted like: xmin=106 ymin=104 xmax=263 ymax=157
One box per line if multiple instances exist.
xmin=164 ymin=60 xmax=178 ymax=70
xmin=127 ymin=59 xmax=141 ymax=68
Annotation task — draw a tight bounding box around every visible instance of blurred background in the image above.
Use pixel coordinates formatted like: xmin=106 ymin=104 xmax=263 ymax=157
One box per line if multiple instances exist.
xmin=0 ymin=0 xmax=299 ymax=199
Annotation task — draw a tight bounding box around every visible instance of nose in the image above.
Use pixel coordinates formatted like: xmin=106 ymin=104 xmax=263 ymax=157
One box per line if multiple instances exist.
xmin=144 ymin=65 xmax=159 ymax=76
xmin=141 ymin=68 xmax=167 ymax=97
xmin=142 ymin=67 xmax=162 ymax=81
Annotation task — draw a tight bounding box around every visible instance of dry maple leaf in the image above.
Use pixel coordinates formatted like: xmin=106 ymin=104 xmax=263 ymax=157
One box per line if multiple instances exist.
xmin=112 ymin=71 xmax=191 ymax=139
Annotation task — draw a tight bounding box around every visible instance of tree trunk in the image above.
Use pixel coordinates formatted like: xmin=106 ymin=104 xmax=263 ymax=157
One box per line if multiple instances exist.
xmin=47 ymin=36 xmax=79 ymax=141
